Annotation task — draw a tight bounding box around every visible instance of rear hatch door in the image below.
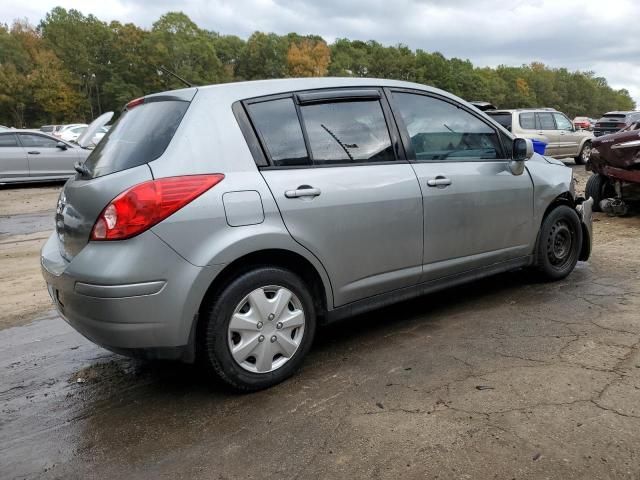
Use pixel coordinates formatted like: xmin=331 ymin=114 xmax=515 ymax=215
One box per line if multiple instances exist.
xmin=55 ymin=90 xmax=195 ymax=261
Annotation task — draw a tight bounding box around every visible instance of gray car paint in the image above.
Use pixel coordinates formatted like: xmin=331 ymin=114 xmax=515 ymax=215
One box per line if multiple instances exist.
xmin=40 ymin=77 xmax=590 ymax=362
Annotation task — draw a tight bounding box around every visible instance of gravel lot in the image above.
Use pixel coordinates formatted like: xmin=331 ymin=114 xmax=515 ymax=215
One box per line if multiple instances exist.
xmin=1 ymin=166 xmax=640 ymax=479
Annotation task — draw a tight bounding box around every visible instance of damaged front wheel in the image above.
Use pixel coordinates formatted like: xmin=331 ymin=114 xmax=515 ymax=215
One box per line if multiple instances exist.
xmin=535 ymin=205 xmax=583 ymax=281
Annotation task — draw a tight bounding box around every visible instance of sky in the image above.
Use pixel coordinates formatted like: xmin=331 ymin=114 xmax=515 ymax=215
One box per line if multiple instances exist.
xmin=1 ymin=0 xmax=639 ymax=105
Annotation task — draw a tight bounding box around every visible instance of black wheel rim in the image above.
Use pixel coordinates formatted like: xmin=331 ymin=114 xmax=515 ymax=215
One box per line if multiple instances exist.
xmin=546 ymin=219 xmax=574 ymax=269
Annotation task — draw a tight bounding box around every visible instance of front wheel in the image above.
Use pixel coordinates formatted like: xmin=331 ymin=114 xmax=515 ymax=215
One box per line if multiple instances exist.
xmin=574 ymin=141 xmax=591 ymax=165
xmin=199 ymin=267 xmax=316 ymax=392
xmin=534 ymin=205 xmax=583 ymax=281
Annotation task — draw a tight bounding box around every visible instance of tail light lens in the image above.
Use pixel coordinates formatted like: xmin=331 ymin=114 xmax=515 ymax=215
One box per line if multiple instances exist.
xmin=90 ymin=174 xmax=224 ymax=241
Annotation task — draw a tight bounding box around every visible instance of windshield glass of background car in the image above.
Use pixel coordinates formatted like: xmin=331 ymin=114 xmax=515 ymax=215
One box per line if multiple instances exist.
xmin=83 ymin=100 xmax=189 ymax=178
xmin=300 ymin=100 xmax=395 ymax=165
xmin=393 ymin=92 xmax=501 ymax=161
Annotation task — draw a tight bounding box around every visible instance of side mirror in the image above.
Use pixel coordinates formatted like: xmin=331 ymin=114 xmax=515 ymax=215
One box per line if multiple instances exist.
xmin=56 ymin=141 xmax=68 ymax=150
xmin=512 ymin=138 xmax=533 ymax=161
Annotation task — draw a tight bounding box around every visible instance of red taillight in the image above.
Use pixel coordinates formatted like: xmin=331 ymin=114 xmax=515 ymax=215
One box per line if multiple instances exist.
xmin=90 ymin=174 xmax=224 ymax=241
xmin=126 ymin=97 xmax=145 ymax=110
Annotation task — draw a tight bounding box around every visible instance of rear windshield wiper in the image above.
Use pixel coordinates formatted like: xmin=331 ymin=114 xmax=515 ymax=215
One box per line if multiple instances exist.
xmin=74 ymin=161 xmax=90 ymax=176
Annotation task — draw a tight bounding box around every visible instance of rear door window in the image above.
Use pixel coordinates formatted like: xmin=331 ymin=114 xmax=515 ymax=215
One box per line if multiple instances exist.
xmin=300 ymin=100 xmax=395 ymax=165
xmin=247 ymin=98 xmax=310 ymax=167
xmin=83 ymin=100 xmax=190 ymax=178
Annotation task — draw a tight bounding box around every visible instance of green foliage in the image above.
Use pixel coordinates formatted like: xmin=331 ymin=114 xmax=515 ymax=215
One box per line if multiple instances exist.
xmin=0 ymin=8 xmax=635 ymax=127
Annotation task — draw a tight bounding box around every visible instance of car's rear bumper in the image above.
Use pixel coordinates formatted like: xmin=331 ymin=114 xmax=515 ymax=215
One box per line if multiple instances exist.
xmin=576 ymin=196 xmax=593 ymax=262
xmin=40 ymin=231 xmax=224 ymax=361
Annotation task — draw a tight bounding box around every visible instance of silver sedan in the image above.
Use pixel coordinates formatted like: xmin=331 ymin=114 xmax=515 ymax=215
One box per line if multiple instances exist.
xmin=0 ymin=131 xmax=90 ymax=184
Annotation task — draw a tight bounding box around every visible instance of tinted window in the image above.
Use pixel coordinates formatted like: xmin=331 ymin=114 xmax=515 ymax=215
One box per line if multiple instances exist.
xmin=519 ymin=113 xmax=537 ymax=130
xmin=19 ymin=134 xmax=58 ymax=148
xmin=537 ymin=113 xmax=556 ymax=130
xmin=487 ymin=113 xmax=512 ymax=130
xmin=393 ymin=92 xmax=501 ymax=161
xmin=300 ymin=100 xmax=394 ymax=165
xmin=248 ymin=98 xmax=309 ymax=167
xmin=553 ymin=113 xmax=573 ymax=130
xmin=84 ymin=100 xmax=189 ymax=178
xmin=0 ymin=134 xmax=18 ymax=147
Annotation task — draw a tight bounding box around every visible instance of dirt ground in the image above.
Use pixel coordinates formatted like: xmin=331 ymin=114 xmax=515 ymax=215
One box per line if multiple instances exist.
xmin=1 ymin=166 xmax=640 ymax=479
xmin=0 ymin=184 xmax=61 ymax=329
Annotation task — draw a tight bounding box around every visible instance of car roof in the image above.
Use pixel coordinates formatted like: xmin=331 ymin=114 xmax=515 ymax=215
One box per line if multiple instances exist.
xmin=602 ymin=111 xmax=640 ymax=116
xmin=150 ymin=77 xmax=469 ymax=106
xmin=488 ymin=108 xmax=558 ymax=114
xmin=0 ymin=130 xmax=74 ymax=144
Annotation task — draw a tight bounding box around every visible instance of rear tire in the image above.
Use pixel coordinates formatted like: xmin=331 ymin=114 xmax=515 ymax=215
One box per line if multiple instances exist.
xmin=199 ymin=266 xmax=316 ymax=392
xmin=585 ymin=173 xmax=613 ymax=212
xmin=574 ymin=141 xmax=591 ymax=165
xmin=534 ymin=205 xmax=583 ymax=281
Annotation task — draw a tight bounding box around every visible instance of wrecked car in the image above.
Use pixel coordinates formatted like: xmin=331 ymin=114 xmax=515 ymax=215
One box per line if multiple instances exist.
xmin=587 ymin=121 xmax=640 ymax=214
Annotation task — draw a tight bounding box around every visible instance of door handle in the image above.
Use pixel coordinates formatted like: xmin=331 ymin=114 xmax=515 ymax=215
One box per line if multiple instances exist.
xmin=27 ymin=151 xmax=41 ymax=155
xmin=426 ymin=177 xmax=452 ymax=187
xmin=284 ymin=186 xmax=321 ymax=198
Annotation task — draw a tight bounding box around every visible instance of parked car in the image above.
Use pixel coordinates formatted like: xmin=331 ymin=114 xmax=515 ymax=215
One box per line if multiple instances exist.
xmin=41 ymin=78 xmax=593 ymax=391
xmin=487 ymin=108 xmax=593 ymax=164
xmin=40 ymin=125 xmax=62 ymax=134
xmin=54 ymin=123 xmax=88 ymax=138
xmin=0 ymin=131 xmax=90 ymax=183
xmin=59 ymin=125 xmax=88 ymax=142
xmin=593 ymin=111 xmax=640 ymax=137
xmin=586 ymin=120 xmax=640 ymax=214
xmin=573 ymin=116 xmax=591 ymax=130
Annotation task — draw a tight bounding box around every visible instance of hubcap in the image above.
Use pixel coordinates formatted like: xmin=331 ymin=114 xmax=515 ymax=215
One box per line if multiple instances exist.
xmin=547 ymin=220 xmax=574 ymax=268
xmin=582 ymin=145 xmax=591 ymax=162
xmin=227 ymin=285 xmax=305 ymax=373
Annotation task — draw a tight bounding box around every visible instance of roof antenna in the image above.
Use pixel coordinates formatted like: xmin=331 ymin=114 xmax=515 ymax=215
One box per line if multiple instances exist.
xmin=155 ymin=65 xmax=194 ymax=88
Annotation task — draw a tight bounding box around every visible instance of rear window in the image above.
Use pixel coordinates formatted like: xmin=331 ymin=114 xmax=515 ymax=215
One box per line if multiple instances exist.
xmin=487 ymin=113 xmax=512 ymax=129
xmin=83 ymin=100 xmax=189 ymax=178
xmin=0 ymin=134 xmax=18 ymax=147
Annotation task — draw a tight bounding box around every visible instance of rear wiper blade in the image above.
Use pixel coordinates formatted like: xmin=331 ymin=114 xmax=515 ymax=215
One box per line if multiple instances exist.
xmin=74 ymin=161 xmax=90 ymax=176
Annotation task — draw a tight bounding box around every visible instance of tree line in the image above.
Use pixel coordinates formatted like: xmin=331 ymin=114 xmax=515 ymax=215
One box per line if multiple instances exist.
xmin=0 ymin=7 xmax=635 ymax=127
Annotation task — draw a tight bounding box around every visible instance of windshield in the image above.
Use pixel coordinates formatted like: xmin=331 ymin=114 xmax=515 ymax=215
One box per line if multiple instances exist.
xmin=83 ymin=100 xmax=190 ymax=178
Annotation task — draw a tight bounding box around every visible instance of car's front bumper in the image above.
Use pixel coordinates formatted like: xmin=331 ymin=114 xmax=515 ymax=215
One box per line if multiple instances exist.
xmin=576 ymin=196 xmax=593 ymax=261
xmin=40 ymin=231 xmax=224 ymax=361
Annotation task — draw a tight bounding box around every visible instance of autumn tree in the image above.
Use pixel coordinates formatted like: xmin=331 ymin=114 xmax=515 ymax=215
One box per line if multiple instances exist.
xmin=287 ymin=38 xmax=330 ymax=77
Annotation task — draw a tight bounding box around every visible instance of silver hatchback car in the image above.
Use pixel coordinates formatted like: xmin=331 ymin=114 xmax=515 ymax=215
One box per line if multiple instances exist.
xmin=41 ymin=78 xmax=593 ymax=391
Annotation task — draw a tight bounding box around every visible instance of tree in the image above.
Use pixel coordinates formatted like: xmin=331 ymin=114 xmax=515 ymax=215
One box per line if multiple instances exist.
xmin=236 ymin=32 xmax=288 ymax=80
xmin=287 ymin=38 xmax=330 ymax=77
xmin=145 ymin=12 xmax=225 ymax=89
